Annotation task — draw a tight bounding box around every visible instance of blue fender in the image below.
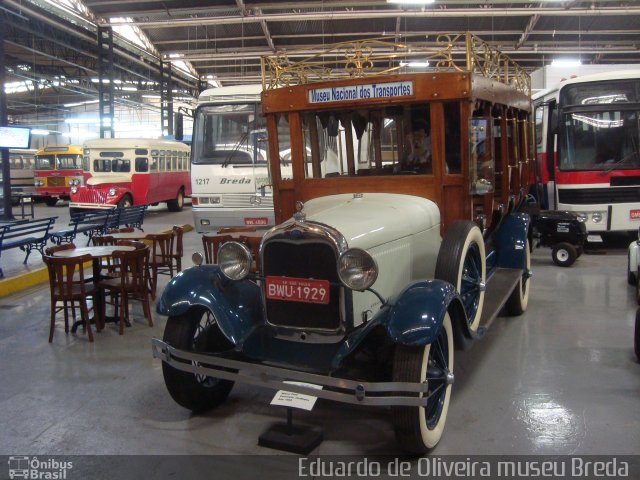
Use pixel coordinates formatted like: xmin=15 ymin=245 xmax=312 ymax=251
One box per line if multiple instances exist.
xmin=377 ymin=279 xmax=463 ymax=347
xmin=494 ymin=212 xmax=530 ymax=269
xmin=156 ymin=265 xmax=264 ymax=346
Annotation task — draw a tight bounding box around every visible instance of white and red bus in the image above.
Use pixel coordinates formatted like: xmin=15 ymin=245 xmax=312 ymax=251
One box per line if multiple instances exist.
xmin=33 ymin=145 xmax=84 ymax=206
xmin=534 ymin=70 xmax=640 ymax=240
xmin=69 ymin=138 xmax=191 ymax=212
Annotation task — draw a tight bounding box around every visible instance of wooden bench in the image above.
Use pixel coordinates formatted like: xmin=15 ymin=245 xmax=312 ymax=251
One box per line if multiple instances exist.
xmin=0 ymin=216 xmax=57 ymax=278
xmin=49 ymin=210 xmax=115 ymax=246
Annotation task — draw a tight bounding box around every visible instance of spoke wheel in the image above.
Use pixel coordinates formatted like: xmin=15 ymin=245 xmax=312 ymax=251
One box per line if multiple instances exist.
xmin=162 ymin=307 xmax=234 ymax=413
xmin=505 ymin=239 xmax=531 ymax=316
xmin=391 ymin=313 xmax=454 ymax=453
xmin=435 ymin=221 xmax=486 ymax=333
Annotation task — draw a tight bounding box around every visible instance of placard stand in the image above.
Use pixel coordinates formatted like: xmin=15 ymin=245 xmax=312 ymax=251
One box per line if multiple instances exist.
xmin=258 ymin=407 xmax=323 ymax=454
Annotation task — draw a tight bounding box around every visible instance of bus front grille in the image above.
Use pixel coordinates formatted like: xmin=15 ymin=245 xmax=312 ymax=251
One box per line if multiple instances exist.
xmin=558 ymin=187 xmax=640 ymax=205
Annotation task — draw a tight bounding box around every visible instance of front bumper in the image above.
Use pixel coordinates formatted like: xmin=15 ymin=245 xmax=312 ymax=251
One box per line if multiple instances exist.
xmin=152 ymin=338 xmax=442 ymax=407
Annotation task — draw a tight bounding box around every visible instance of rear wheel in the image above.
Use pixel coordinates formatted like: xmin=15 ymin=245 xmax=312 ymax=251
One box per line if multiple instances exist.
xmin=552 ymin=242 xmax=577 ymax=267
xmin=505 ymin=240 xmax=531 ymax=316
xmin=44 ymin=197 xmax=58 ymax=207
xmin=167 ymin=188 xmax=184 ymax=212
xmin=117 ymin=194 xmax=133 ymax=209
xmin=435 ymin=221 xmax=485 ymax=333
xmin=392 ymin=313 xmax=454 ymax=454
xmin=162 ymin=307 xmax=234 ymax=413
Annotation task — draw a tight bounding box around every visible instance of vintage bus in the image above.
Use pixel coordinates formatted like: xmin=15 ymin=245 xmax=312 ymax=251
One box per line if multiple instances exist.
xmin=534 ymin=70 xmax=640 ymax=241
xmin=69 ymin=138 xmax=191 ymax=212
xmin=154 ymin=34 xmax=534 ymax=453
xmin=190 ymin=84 xmax=280 ymax=233
xmin=33 ymin=145 xmax=84 ymax=206
xmin=8 ymin=149 xmax=36 ymax=204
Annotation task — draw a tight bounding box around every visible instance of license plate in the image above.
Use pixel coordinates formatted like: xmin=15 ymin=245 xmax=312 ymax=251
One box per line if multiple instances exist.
xmin=265 ymin=276 xmax=330 ymax=304
xmin=631 ymin=209 xmax=640 ymax=219
xmin=245 ymin=217 xmax=268 ymax=226
xmin=587 ymin=234 xmax=603 ymax=243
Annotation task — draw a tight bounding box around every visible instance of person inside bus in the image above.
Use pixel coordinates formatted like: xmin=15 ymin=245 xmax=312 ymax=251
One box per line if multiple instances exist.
xmin=396 ymin=119 xmax=432 ymax=173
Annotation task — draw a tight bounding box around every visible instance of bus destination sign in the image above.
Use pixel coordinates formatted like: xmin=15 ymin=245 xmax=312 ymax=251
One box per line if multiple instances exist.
xmin=308 ymin=81 xmax=413 ymax=104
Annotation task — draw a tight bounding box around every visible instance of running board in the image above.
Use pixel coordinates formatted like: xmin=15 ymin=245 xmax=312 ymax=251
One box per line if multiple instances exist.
xmin=477 ymin=268 xmax=522 ymax=335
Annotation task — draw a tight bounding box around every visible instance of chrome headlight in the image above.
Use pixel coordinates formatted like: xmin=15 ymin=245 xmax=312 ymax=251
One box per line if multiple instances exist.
xmin=108 ymin=187 xmax=117 ymax=196
xmin=576 ymin=213 xmax=588 ymax=223
xmin=70 ymin=186 xmax=77 ymax=194
xmin=592 ymin=212 xmax=603 ymax=223
xmin=35 ymin=180 xmax=43 ymax=186
xmin=218 ymin=241 xmax=252 ymax=281
xmin=337 ymin=248 xmax=378 ymax=291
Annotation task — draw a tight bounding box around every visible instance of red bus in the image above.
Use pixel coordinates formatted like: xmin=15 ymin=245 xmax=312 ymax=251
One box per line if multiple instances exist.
xmin=69 ymin=138 xmax=191 ymax=212
xmin=534 ymin=70 xmax=640 ymax=241
xmin=33 ymin=145 xmax=84 ymax=206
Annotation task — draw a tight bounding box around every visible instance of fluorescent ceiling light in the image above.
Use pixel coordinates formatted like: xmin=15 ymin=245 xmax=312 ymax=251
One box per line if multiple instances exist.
xmin=63 ymin=99 xmax=99 ymax=108
xmin=551 ymin=59 xmax=582 ymax=67
xmin=401 ymin=61 xmax=430 ymax=67
xmin=387 ymin=0 xmax=435 ymax=4
xmin=31 ymin=129 xmax=50 ymax=135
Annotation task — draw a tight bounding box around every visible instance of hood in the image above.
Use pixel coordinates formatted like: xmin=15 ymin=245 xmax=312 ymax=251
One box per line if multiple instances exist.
xmin=87 ymin=175 xmax=131 ymax=186
xmin=300 ymin=193 xmax=440 ymax=250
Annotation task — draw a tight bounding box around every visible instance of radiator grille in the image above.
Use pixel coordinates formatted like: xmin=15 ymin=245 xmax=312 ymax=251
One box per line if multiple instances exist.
xmin=221 ymin=194 xmax=274 ymax=209
xmin=558 ymin=187 xmax=640 ymax=205
xmin=74 ymin=189 xmax=108 ymax=203
xmin=263 ymin=240 xmax=341 ymax=330
xmin=47 ymin=177 xmax=66 ymax=187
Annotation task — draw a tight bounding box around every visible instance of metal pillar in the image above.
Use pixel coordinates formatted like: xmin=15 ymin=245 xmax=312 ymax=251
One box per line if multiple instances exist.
xmin=160 ymin=60 xmax=173 ymax=137
xmin=97 ymin=26 xmax=115 ymax=139
xmin=0 ymin=15 xmax=14 ymax=220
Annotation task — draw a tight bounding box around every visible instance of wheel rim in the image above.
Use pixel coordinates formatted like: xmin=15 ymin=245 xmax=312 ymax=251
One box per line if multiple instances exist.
xmin=122 ymin=196 xmax=132 ymax=208
xmin=556 ymin=249 xmax=569 ymax=262
xmin=423 ymin=327 xmax=450 ymax=429
xmin=521 ymin=241 xmax=531 ymax=297
xmin=192 ymin=311 xmax=222 ymax=387
xmin=460 ymin=243 xmax=483 ymax=327
xmin=177 ymin=191 xmax=184 ymax=208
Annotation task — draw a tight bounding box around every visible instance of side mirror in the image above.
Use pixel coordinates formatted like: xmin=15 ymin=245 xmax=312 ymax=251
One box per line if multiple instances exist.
xmin=175 ymin=113 xmax=184 ymax=141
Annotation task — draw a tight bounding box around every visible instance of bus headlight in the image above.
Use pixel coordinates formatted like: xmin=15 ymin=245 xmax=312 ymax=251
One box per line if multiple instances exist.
xmin=35 ymin=180 xmax=43 ymax=187
xmin=70 ymin=186 xmax=77 ymax=194
xmin=218 ymin=241 xmax=252 ymax=281
xmin=576 ymin=213 xmax=588 ymax=222
xmin=592 ymin=212 xmax=603 ymax=223
xmin=108 ymin=188 xmax=117 ymax=196
xmin=338 ymin=248 xmax=378 ymax=291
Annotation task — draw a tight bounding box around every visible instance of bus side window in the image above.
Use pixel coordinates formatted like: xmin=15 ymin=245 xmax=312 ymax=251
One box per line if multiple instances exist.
xmin=136 ymin=157 xmax=148 ymax=172
xmin=150 ymin=156 xmax=158 ymax=172
xmin=444 ymin=102 xmax=462 ymax=174
xmin=276 ymin=113 xmax=293 ymax=181
xmin=470 ymin=117 xmax=495 ymax=195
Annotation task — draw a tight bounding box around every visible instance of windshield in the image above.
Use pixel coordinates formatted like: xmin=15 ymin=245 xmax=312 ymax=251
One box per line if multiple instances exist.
xmin=56 ymin=154 xmax=81 ymax=169
xmin=192 ymin=103 xmax=267 ymax=166
xmin=558 ymin=109 xmax=640 ymax=171
xmin=34 ymin=154 xmax=54 ymax=170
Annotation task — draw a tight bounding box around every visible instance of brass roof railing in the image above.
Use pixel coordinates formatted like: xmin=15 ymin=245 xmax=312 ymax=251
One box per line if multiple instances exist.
xmin=261 ymin=32 xmax=531 ymax=97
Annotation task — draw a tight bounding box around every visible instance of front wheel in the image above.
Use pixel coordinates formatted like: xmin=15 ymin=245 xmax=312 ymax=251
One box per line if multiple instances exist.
xmin=117 ymin=194 xmax=133 ymax=209
xmin=162 ymin=307 xmax=234 ymax=413
xmin=44 ymin=197 xmax=58 ymax=207
xmin=167 ymin=189 xmax=184 ymax=212
xmin=505 ymin=240 xmax=531 ymax=316
xmin=435 ymin=221 xmax=485 ymax=333
xmin=391 ymin=313 xmax=454 ymax=454
xmin=552 ymin=242 xmax=577 ymax=267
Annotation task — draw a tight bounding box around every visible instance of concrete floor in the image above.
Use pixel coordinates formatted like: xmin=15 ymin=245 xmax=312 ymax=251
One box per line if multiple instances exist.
xmin=0 ymin=205 xmax=638 ymax=459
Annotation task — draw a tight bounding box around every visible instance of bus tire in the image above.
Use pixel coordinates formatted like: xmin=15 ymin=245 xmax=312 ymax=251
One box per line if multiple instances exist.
xmin=117 ymin=194 xmax=133 ymax=209
xmin=167 ymin=188 xmax=184 ymax=212
xmin=45 ymin=197 xmax=58 ymax=207
xmin=505 ymin=240 xmax=531 ymax=316
xmin=162 ymin=307 xmax=234 ymax=413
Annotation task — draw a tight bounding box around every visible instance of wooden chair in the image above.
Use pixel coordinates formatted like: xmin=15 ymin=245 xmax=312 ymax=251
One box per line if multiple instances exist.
xmin=97 ymin=246 xmax=152 ymax=335
xmin=44 ymin=242 xmax=76 ymax=256
xmin=116 ymin=239 xmax=147 ymax=250
xmin=43 ymin=254 xmax=97 ymax=342
xmin=92 ymin=235 xmax=118 ymax=277
xmin=202 ymin=234 xmax=232 ymax=264
xmin=147 ymin=232 xmax=174 ymax=298
xmin=170 ymin=225 xmax=184 ymax=273
xmin=238 ymin=235 xmax=262 ymax=272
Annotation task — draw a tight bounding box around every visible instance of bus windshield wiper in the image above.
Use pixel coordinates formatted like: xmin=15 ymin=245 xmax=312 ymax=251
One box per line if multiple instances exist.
xmin=602 ymin=136 xmax=640 ymax=174
xmin=221 ymin=131 xmax=249 ymax=168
